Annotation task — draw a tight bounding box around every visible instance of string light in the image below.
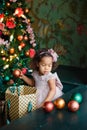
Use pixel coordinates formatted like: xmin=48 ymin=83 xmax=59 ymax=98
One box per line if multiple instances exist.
xmin=3 ymin=64 xmax=9 ymax=69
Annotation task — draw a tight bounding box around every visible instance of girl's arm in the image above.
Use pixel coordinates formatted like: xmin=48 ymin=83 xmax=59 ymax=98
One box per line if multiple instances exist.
xmin=45 ymin=78 xmax=56 ymax=102
xmin=38 ymin=79 xmax=56 ymax=108
xmin=20 ymin=73 xmax=35 ymax=86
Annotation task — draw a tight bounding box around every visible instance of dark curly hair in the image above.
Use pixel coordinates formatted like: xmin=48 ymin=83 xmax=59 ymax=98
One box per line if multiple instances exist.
xmin=30 ymin=48 xmax=57 ymax=71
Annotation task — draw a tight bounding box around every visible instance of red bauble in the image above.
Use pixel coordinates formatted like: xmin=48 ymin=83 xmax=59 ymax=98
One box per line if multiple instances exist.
xmin=43 ymin=101 xmax=54 ymax=112
xmin=21 ymin=68 xmax=27 ymax=74
xmin=20 ymin=42 xmax=26 ymax=48
xmin=29 ymin=48 xmax=36 ymax=58
xmin=68 ymin=100 xmax=80 ymax=112
xmin=13 ymin=69 xmax=21 ymax=77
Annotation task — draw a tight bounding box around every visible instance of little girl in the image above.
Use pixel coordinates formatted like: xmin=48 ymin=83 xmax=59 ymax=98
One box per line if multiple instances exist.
xmin=20 ymin=48 xmax=63 ymax=108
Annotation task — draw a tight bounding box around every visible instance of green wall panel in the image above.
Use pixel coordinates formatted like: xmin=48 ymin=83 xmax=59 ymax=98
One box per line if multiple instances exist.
xmin=26 ymin=0 xmax=87 ymax=68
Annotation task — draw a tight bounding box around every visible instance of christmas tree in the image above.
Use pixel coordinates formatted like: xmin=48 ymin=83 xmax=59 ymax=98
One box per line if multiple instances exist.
xmin=0 ymin=0 xmax=37 ymax=99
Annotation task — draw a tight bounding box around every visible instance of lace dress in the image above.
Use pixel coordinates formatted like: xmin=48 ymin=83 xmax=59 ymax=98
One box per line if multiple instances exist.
xmin=32 ymin=71 xmax=64 ymax=107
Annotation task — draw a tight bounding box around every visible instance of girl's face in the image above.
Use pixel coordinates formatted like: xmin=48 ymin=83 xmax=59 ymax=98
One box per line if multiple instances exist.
xmin=38 ymin=56 xmax=53 ymax=75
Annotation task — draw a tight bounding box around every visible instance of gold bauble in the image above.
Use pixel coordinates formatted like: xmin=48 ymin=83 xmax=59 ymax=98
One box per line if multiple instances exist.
xmin=9 ymin=48 xmax=15 ymax=54
xmin=54 ymin=98 xmax=65 ymax=109
xmin=25 ymin=50 xmax=29 ymax=56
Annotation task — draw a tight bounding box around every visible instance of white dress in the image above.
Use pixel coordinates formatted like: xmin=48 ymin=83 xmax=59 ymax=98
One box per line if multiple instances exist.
xmin=32 ymin=71 xmax=63 ymax=107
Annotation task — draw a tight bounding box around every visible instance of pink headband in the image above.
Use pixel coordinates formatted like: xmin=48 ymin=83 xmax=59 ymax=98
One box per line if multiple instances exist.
xmin=40 ymin=49 xmax=59 ymax=62
xmin=48 ymin=49 xmax=59 ymax=62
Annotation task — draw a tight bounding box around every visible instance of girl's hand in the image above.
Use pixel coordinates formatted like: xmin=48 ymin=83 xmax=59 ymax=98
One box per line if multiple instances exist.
xmin=19 ymin=70 xmax=24 ymax=79
xmin=37 ymin=102 xmax=46 ymax=109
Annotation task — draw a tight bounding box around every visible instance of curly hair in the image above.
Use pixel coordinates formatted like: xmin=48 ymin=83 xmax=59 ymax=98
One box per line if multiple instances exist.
xmin=30 ymin=48 xmax=58 ymax=71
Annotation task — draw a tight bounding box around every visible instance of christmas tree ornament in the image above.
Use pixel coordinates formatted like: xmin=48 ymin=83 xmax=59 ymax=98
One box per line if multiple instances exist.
xmin=19 ymin=24 xmax=23 ymax=29
xmin=54 ymin=98 xmax=65 ymax=109
xmin=5 ymin=11 xmax=9 ymax=16
xmin=25 ymin=50 xmax=30 ymax=56
xmin=68 ymin=100 xmax=80 ymax=112
xmin=14 ymin=7 xmax=24 ymax=17
xmin=4 ymin=76 xmax=10 ymax=81
xmin=24 ymin=35 xmax=28 ymax=41
xmin=20 ymin=42 xmax=26 ymax=48
xmin=2 ymin=57 xmax=6 ymax=61
xmin=0 ymin=14 xmax=4 ymax=22
xmin=43 ymin=101 xmax=54 ymax=112
xmin=9 ymin=48 xmax=15 ymax=54
xmin=6 ymin=19 xmax=16 ymax=29
xmin=21 ymin=68 xmax=27 ymax=74
xmin=27 ymin=19 xmax=30 ymax=23
xmin=17 ymin=35 xmax=23 ymax=41
xmin=29 ymin=48 xmax=36 ymax=58
xmin=13 ymin=69 xmax=21 ymax=78
xmin=71 ymin=92 xmax=83 ymax=104
xmin=0 ymin=0 xmax=37 ymax=99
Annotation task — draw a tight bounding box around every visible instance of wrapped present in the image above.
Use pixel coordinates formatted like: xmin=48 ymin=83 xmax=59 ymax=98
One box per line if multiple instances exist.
xmin=5 ymin=85 xmax=37 ymax=121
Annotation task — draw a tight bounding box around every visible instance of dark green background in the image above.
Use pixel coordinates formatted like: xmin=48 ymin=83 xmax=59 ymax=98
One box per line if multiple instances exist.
xmin=26 ymin=0 xmax=87 ymax=68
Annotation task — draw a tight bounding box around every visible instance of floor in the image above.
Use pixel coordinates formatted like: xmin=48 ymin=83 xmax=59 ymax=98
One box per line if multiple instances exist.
xmin=0 ymin=113 xmax=6 ymax=128
xmin=0 ymin=65 xmax=87 ymax=128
